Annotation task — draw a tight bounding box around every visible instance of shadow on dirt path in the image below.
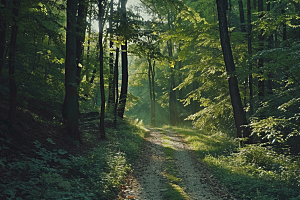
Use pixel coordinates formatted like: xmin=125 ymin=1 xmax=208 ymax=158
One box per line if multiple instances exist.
xmin=125 ymin=128 xmax=234 ymax=200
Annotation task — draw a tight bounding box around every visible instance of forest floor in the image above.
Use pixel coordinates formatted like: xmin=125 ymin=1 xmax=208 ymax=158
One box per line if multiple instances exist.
xmin=121 ymin=128 xmax=234 ymax=200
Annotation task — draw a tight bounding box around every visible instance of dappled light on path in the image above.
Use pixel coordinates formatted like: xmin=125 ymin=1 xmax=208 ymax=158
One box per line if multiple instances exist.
xmin=124 ymin=128 xmax=233 ymax=200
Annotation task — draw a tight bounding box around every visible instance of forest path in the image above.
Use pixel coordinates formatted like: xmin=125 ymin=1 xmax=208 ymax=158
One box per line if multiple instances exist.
xmin=122 ymin=128 xmax=233 ymax=200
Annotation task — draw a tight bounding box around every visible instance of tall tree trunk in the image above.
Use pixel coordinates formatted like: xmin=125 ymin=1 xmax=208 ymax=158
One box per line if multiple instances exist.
xmin=114 ymin=47 xmax=119 ymax=126
xmin=108 ymin=0 xmax=115 ymax=112
xmin=118 ymin=0 xmax=128 ymax=119
xmin=238 ymin=0 xmax=247 ymax=107
xmin=247 ymin=0 xmax=253 ymax=116
xmin=86 ymin=6 xmax=92 ymax=82
xmin=76 ymin=0 xmax=87 ymax=86
xmin=168 ymin=13 xmax=178 ymax=126
xmin=281 ymin=3 xmax=287 ymax=42
xmin=152 ymin=60 xmax=156 ymax=125
xmin=65 ymin=0 xmax=80 ymax=141
xmin=216 ymin=0 xmax=251 ymax=143
xmin=238 ymin=0 xmax=246 ymax=33
xmin=7 ymin=0 xmax=20 ymax=126
xmin=99 ymin=0 xmax=106 ymax=138
xmin=148 ymin=58 xmax=155 ymax=126
xmin=258 ymin=0 xmax=264 ymax=101
xmin=178 ymin=44 xmax=183 ymax=123
xmin=168 ymin=40 xmax=178 ymax=126
xmin=0 ymin=0 xmax=6 ymax=76
xmin=267 ymin=0 xmax=273 ymax=94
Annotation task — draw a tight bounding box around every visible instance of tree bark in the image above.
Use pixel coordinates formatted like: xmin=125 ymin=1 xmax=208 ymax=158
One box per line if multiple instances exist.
xmin=108 ymin=0 xmax=115 ymax=112
xmin=148 ymin=58 xmax=155 ymax=126
xmin=0 ymin=0 xmax=6 ymax=75
xmin=247 ymin=0 xmax=253 ymax=116
xmin=99 ymin=0 xmax=106 ymax=138
xmin=168 ymin=40 xmax=178 ymax=126
xmin=258 ymin=0 xmax=264 ymax=101
xmin=238 ymin=0 xmax=246 ymax=33
xmin=118 ymin=0 xmax=128 ymax=119
xmin=216 ymin=0 xmax=251 ymax=142
xmin=178 ymin=44 xmax=183 ymax=123
xmin=267 ymin=0 xmax=273 ymax=94
xmin=151 ymin=61 xmax=156 ymax=126
xmin=7 ymin=0 xmax=20 ymax=127
xmin=65 ymin=0 xmax=80 ymax=141
xmin=168 ymin=13 xmax=178 ymax=126
xmin=114 ymin=47 xmax=119 ymax=126
xmin=76 ymin=0 xmax=87 ymax=86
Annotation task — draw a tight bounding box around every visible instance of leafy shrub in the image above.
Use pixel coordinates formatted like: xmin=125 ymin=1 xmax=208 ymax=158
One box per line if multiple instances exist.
xmin=0 ymin=120 xmax=145 ymax=200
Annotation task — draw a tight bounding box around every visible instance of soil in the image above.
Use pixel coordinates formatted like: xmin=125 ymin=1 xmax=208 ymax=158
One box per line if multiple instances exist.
xmin=123 ymin=128 xmax=235 ymax=200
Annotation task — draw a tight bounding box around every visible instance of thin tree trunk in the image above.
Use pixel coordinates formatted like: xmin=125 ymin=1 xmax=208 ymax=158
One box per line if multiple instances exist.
xmin=168 ymin=13 xmax=178 ymax=126
xmin=238 ymin=0 xmax=246 ymax=33
xmin=7 ymin=0 xmax=20 ymax=126
xmin=108 ymin=0 xmax=115 ymax=112
xmin=238 ymin=0 xmax=247 ymax=107
xmin=148 ymin=58 xmax=155 ymax=126
xmin=152 ymin=60 xmax=156 ymax=126
xmin=76 ymin=0 xmax=87 ymax=86
xmin=114 ymin=47 xmax=119 ymax=126
xmin=99 ymin=0 xmax=105 ymax=138
xmin=168 ymin=41 xmax=178 ymax=126
xmin=0 ymin=0 xmax=6 ymax=76
xmin=86 ymin=7 xmax=92 ymax=82
xmin=216 ymin=0 xmax=251 ymax=143
xmin=267 ymin=1 xmax=273 ymax=94
xmin=178 ymin=44 xmax=183 ymax=123
xmin=118 ymin=0 xmax=128 ymax=119
xmin=258 ymin=0 xmax=264 ymax=101
xmin=247 ymin=0 xmax=253 ymax=116
xmin=65 ymin=0 xmax=80 ymax=141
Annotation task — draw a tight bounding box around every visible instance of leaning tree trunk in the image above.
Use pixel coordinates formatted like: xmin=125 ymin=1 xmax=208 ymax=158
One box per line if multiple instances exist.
xmin=7 ymin=0 xmax=20 ymax=127
xmin=216 ymin=0 xmax=251 ymax=143
xmin=65 ymin=0 xmax=80 ymax=141
xmin=99 ymin=0 xmax=106 ymax=139
xmin=118 ymin=0 xmax=128 ymax=119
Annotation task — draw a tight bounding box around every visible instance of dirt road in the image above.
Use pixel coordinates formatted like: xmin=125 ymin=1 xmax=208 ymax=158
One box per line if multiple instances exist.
xmin=123 ymin=128 xmax=233 ymax=200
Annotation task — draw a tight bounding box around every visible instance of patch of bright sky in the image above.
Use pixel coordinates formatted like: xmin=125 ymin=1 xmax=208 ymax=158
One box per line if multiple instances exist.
xmin=92 ymin=0 xmax=151 ymax=31
xmin=127 ymin=0 xmax=151 ymax=20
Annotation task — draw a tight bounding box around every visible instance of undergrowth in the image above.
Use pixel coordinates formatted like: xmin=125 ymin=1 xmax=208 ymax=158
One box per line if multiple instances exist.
xmin=0 ymin=119 xmax=145 ymax=200
xmin=166 ymin=125 xmax=300 ymax=200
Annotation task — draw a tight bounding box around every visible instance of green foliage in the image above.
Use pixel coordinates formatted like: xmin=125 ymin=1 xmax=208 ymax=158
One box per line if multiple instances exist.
xmin=0 ymin=120 xmax=146 ymax=200
xmin=170 ymin=126 xmax=300 ymax=200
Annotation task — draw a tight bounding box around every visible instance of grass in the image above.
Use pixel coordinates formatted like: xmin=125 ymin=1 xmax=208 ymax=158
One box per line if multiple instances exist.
xmin=164 ymin=125 xmax=300 ymax=200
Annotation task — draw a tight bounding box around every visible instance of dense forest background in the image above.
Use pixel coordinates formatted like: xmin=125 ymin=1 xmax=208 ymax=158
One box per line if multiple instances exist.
xmin=1 ymin=0 xmax=300 ymax=199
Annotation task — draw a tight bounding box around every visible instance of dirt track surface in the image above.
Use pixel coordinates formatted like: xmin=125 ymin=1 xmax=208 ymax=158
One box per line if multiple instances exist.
xmin=125 ymin=128 xmax=234 ymax=200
